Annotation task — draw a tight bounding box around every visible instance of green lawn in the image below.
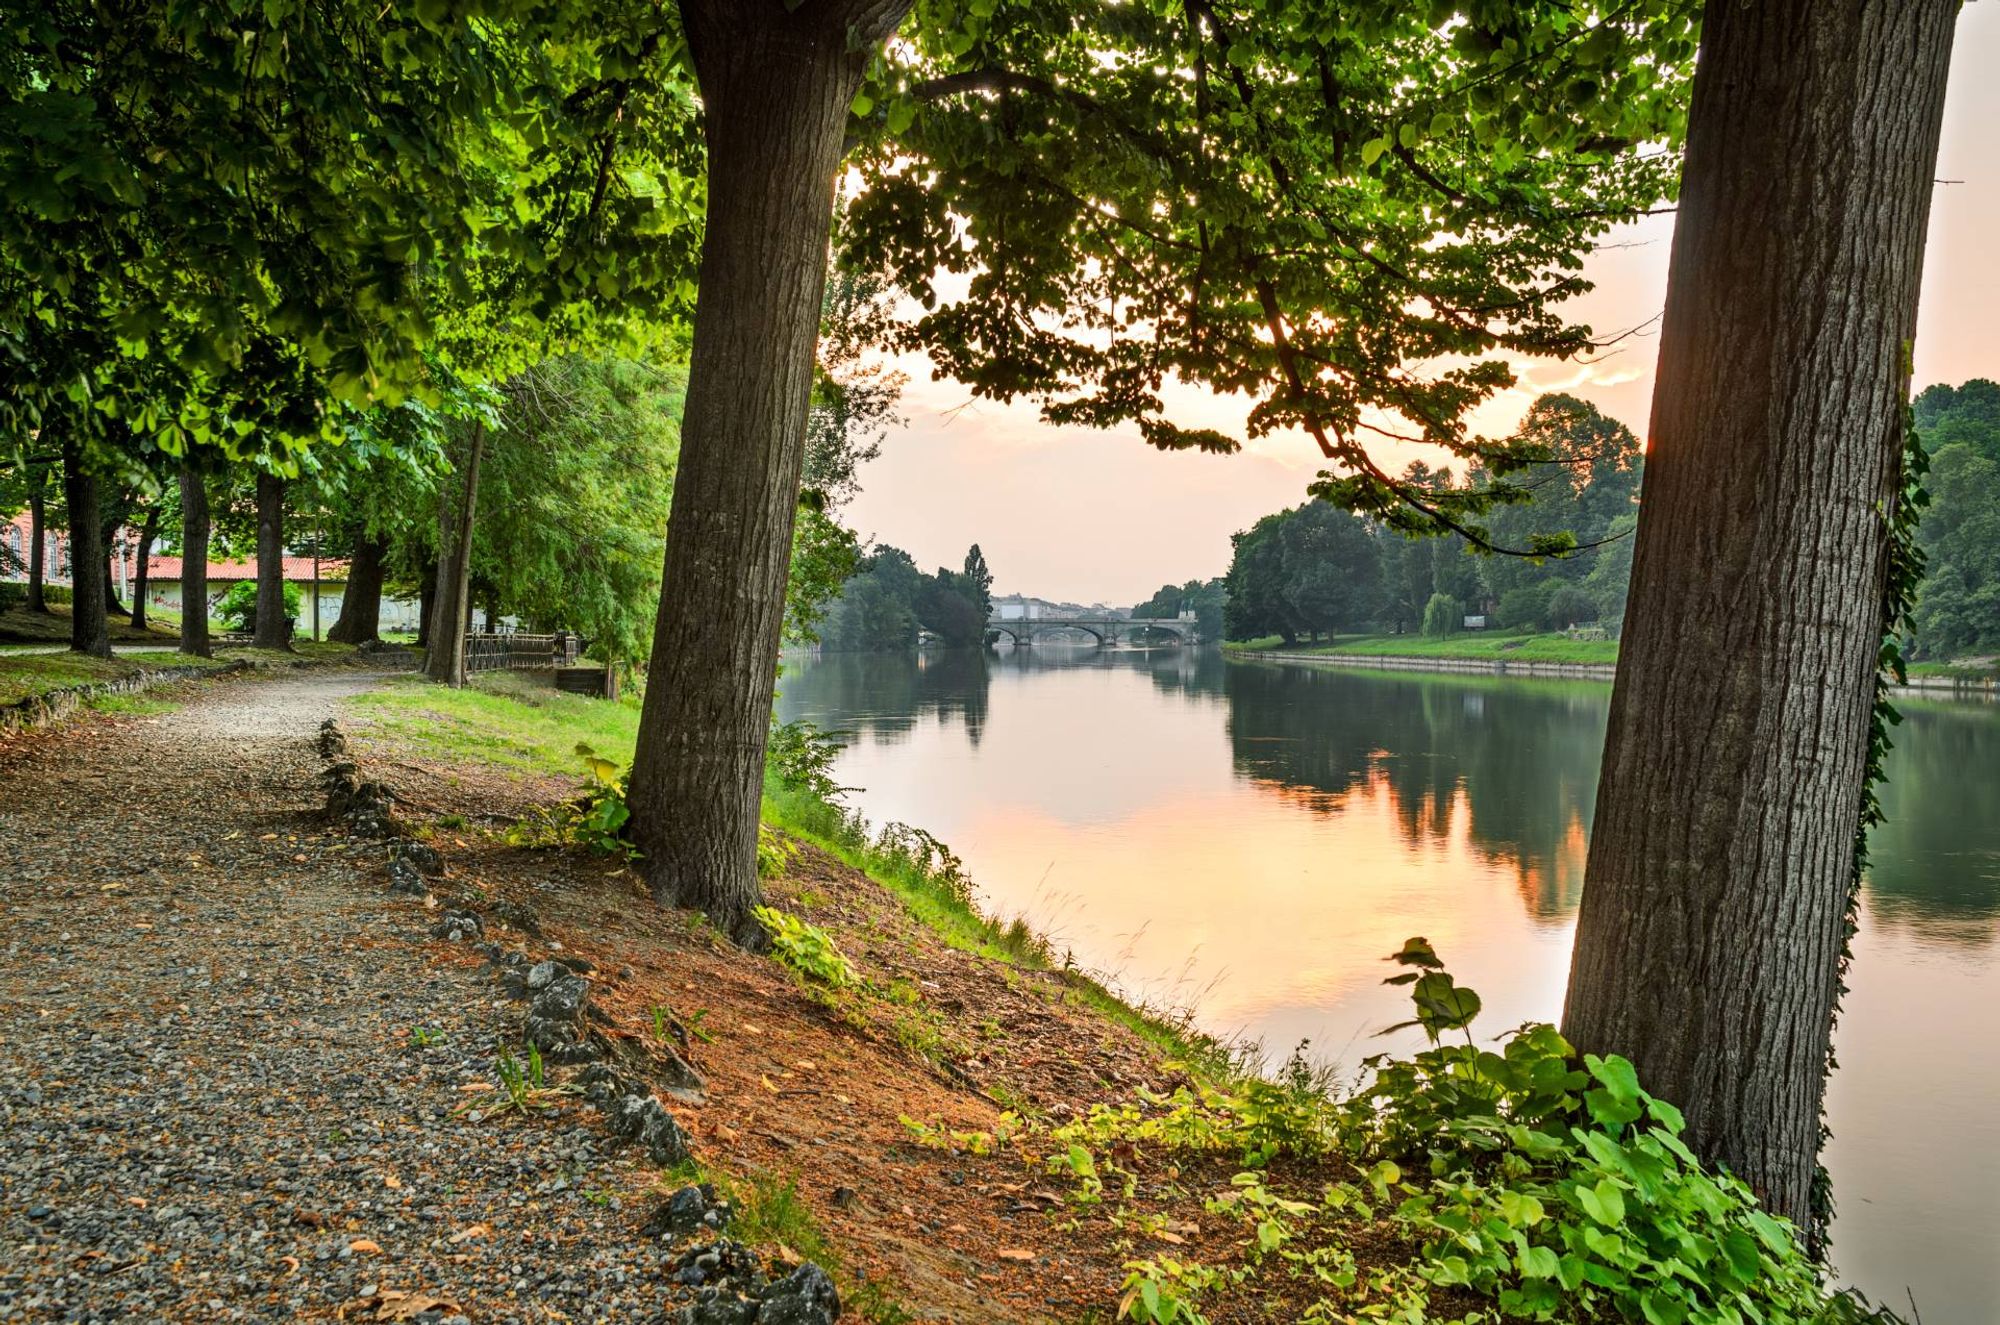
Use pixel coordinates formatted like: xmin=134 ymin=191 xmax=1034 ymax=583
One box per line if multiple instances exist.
xmin=1227 ymin=630 xmax=1622 ymax=666
xmin=0 ymin=604 xmax=182 ymax=647
xmin=343 ymin=670 xmax=641 ymax=778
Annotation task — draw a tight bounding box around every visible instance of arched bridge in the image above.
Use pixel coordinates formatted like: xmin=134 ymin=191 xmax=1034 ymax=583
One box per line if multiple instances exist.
xmin=986 ymin=615 xmax=1201 ymax=647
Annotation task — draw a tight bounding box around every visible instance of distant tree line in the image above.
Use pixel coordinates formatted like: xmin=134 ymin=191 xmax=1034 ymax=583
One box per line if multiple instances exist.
xmin=819 ymin=543 xmax=996 ymax=651
xmin=1909 ymin=380 xmax=2000 ymax=658
xmin=1130 ymin=579 xmax=1226 ymax=641
xmin=1220 ymin=395 xmax=1643 ymax=645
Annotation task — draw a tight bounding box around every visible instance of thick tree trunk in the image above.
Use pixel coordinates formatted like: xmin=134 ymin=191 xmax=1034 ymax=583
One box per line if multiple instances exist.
xmin=62 ymin=443 xmax=110 ymax=658
xmin=417 ymin=561 xmax=437 ymax=649
xmin=624 ymin=0 xmax=911 ymax=946
xmin=100 ymin=491 xmax=132 ymax=617
xmin=179 ymin=462 xmax=212 ymax=658
xmin=327 ymin=531 xmax=388 ymax=644
xmin=128 ymin=506 xmax=160 ymax=631
xmin=25 ymin=466 xmax=47 ymax=613
xmin=252 ymin=472 xmax=290 ymax=650
xmin=424 ymin=423 xmax=484 ymax=686
xmin=1560 ymin=0 xmax=1957 ymax=1236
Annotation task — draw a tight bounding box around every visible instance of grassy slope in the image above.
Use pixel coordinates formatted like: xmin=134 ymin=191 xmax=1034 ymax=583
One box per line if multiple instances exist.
xmin=0 ymin=604 xmax=183 ymax=647
xmin=346 ymin=671 xmax=1229 ymax=1069
xmin=1228 ymin=630 xmax=1621 ymax=665
xmin=0 ymin=640 xmax=368 ymax=707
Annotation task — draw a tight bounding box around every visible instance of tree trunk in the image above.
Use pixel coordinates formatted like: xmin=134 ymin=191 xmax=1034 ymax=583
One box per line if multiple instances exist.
xmin=25 ymin=464 xmax=48 ymax=613
xmin=327 ymin=531 xmax=389 ymax=644
xmin=128 ymin=506 xmax=160 ymax=631
xmin=624 ymin=0 xmax=911 ymax=947
xmin=179 ymin=462 xmax=212 ymax=658
xmin=1560 ymin=0 xmax=1958 ymax=1237
xmin=100 ymin=490 xmax=132 ymax=618
xmin=424 ymin=423 xmax=484 ymax=686
xmin=417 ymin=560 xmax=437 ymax=649
xmin=253 ymin=471 xmax=290 ymax=650
xmin=62 ymin=442 xmax=110 ymax=658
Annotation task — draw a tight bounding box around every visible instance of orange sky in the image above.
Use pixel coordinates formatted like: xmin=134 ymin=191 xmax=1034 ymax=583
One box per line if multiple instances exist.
xmin=845 ymin=5 xmax=2000 ymax=605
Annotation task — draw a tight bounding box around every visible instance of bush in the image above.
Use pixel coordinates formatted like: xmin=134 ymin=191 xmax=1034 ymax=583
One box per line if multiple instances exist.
xmin=1545 ymin=582 xmax=1597 ymax=631
xmin=41 ymin=584 xmax=72 ymax=606
xmin=0 ymin=581 xmax=23 ymax=611
xmin=1496 ymin=581 xmax=1557 ymax=631
xmin=1420 ymin=592 xmax=1460 ymax=638
xmin=217 ymin=580 xmax=301 ymax=631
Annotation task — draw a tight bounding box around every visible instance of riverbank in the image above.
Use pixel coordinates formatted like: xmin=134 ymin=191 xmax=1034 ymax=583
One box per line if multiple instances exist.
xmin=1225 ymin=633 xmax=2000 ymax=695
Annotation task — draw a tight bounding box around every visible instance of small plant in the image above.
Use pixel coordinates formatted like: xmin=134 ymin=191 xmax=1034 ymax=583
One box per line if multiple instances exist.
xmin=753 ymin=905 xmax=858 ymax=989
xmin=757 ymin=824 xmax=796 ymax=879
xmin=462 ymin=1041 xmax=577 ymax=1119
xmin=507 ymin=742 xmax=641 ymax=860
xmin=408 ymin=1026 xmax=446 ymax=1048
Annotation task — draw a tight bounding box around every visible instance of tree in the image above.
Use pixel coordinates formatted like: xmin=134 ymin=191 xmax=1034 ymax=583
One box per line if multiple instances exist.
xmin=822 ymin=544 xmax=923 ymax=651
xmin=1560 ymin=0 xmax=1959 ymax=1236
xmin=178 ymin=459 xmax=212 ymax=657
xmin=624 ymin=0 xmax=918 ymax=946
xmin=627 ymin=0 xmax=1694 ymax=942
xmin=1278 ymin=503 xmax=1381 ymax=641
xmin=1910 ymin=443 xmax=2000 ymax=657
xmin=252 ymin=471 xmax=290 ymax=650
xmin=60 ymin=440 xmax=109 ymax=657
xmin=913 ymin=568 xmax=987 ymax=648
xmin=960 ymin=544 xmax=994 ymax=623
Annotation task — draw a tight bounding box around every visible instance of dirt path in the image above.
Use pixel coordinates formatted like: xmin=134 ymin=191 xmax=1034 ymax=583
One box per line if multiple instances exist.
xmin=0 ymin=672 xmax=699 ymax=1323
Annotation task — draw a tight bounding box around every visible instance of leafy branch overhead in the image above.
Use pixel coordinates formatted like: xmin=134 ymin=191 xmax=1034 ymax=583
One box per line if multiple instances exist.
xmin=844 ymin=0 xmax=1696 ymax=546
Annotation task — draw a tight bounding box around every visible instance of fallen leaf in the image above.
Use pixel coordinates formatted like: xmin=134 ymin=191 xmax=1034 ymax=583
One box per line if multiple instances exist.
xmin=775 ymin=1244 xmax=803 ymax=1267
xmin=794 ymin=1060 xmax=817 ymax=1071
xmin=348 ymin=1238 xmax=383 ymax=1255
xmin=713 ymin=1123 xmax=739 ymax=1144
xmin=281 ymin=1255 xmax=301 ymax=1274
xmin=259 ymin=833 xmax=278 ymax=841
xmin=382 ymin=1174 xmax=402 ymax=1190
xmin=446 ymin=1223 xmax=491 ymax=1245
xmin=371 ymin=1290 xmax=463 ymax=1322
xmin=996 ymin=1248 xmax=1036 ymax=1262
xmin=759 ymin=1075 xmax=778 ymax=1093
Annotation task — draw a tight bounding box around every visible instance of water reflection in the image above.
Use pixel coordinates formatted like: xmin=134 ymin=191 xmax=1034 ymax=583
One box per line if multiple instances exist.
xmin=774 ymin=644 xmax=2000 ymax=1320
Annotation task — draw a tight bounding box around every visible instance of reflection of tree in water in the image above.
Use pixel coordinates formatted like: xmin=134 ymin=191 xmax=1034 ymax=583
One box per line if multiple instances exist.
xmin=783 ymin=648 xmax=992 ymax=746
xmin=1220 ymin=663 xmax=1607 ymax=922
xmin=1866 ymin=700 xmax=2000 ymax=942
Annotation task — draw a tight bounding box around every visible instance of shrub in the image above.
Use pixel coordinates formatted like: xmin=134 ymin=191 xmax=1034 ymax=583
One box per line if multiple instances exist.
xmin=1496 ymin=581 xmax=1557 ymax=631
xmin=1420 ymin=592 xmax=1460 ymax=638
xmin=41 ymin=584 xmax=72 ymax=606
xmin=217 ymin=579 xmax=301 ymax=630
xmin=0 ymin=581 xmax=23 ymax=611
xmin=1545 ymin=582 xmax=1597 ymax=630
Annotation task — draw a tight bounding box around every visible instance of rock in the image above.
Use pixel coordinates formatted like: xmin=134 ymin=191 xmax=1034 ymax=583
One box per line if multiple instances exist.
xmin=830 ymin=1186 xmax=858 ymax=1212
xmin=488 ymin=899 xmax=543 ymax=938
xmin=389 ymin=839 xmax=445 ymax=877
xmin=524 ymin=972 xmax=601 ymax=1064
xmin=642 ymin=1184 xmax=730 ymax=1240
xmin=607 ymin=1093 xmax=690 ymax=1167
xmin=576 ymin=1063 xmax=635 ymax=1107
xmin=386 ymin=857 xmax=428 ymax=897
xmin=555 ymin=955 xmax=594 ymax=975
xmin=431 ymin=910 xmax=482 ymax=942
xmin=756 ymin=1264 xmax=840 ymax=1325
xmin=674 ymin=1295 xmax=757 ymax=1325
xmin=526 ymin=960 xmax=562 ymax=991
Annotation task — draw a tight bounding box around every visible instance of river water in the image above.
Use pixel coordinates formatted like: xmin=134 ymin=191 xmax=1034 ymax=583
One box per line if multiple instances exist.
xmin=774 ymin=644 xmax=2000 ymax=1320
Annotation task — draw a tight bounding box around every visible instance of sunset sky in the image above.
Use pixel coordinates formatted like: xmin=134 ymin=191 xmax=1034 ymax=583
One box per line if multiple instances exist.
xmin=843 ymin=5 xmax=2000 ymax=607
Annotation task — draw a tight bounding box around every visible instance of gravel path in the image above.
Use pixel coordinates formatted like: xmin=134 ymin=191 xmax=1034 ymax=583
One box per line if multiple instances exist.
xmin=0 ymin=672 xmax=696 ymax=1323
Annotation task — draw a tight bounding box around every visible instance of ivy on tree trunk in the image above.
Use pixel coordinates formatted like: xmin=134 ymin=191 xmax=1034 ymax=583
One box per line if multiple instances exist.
xmin=1560 ymin=0 xmax=1959 ymax=1238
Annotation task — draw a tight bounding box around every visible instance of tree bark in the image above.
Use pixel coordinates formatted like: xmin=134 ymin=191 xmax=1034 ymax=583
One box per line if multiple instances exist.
xmin=624 ymin=0 xmax=912 ymax=946
xmin=100 ymin=489 xmax=132 ymax=617
xmin=417 ymin=560 xmax=437 ymax=649
xmin=25 ymin=464 xmax=48 ymax=613
xmin=253 ymin=471 xmax=290 ymax=650
xmin=424 ymin=422 xmax=484 ymax=686
xmin=62 ymin=442 xmax=110 ymax=658
xmin=179 ymin=462 xmax=212 ymax=658
xmin=1560 ymin=0 xmax=1958 ymax=1237
xmin=327 ymin=530 xmax=389 ymax=644
xmin=128 ymin=506 xmax=160 ymax=631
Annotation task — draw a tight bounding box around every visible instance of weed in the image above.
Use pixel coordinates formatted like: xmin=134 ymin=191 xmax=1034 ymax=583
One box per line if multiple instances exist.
xmin=753 ymin=905 xmax=858 ymax=989
xmin=408 ymin=1026 xmax=447 ymax=1048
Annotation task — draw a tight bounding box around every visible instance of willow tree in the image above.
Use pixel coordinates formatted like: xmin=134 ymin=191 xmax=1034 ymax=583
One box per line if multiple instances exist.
xmin=626 ymin=0 xmax=1694 ymax=941
xmin=1561 ymin=0 xmax=1960 ymax=1235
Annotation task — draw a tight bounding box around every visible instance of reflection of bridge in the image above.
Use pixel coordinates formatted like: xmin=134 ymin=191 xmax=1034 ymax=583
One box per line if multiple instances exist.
xmin=986 ymin=615 xmax=1200 ymax=647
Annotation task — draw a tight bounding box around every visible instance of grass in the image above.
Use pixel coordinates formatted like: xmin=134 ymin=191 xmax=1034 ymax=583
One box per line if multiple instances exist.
xmin=0 ymin=603 xmax=182 ymax=646
xmin=1906 ymin=656 xmax=1998 ymax=683
xmin=345 ymin=670 xmax=1235 ymax=1074
xmin=345 ymin=670 xmax=643 ymax=776
xmin=1227 ymin=629 xmax=1621 ymax=665
xmin=0 ymin=649 xmax=232 ymax=706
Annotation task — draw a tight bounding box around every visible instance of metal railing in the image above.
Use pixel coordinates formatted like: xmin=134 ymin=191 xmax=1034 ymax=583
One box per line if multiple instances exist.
xmin=463 ymin=632 xmax=576 ymax=673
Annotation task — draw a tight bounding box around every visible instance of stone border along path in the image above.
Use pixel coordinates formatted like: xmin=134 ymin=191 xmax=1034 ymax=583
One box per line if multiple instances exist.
xmin=0 ymin=670 xmax=839 ymax=1324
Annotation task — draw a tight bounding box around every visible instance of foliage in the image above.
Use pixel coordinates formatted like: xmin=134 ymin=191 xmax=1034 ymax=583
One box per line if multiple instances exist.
xmin=1421 ymin=592 xmax=1461 ymax=639
xmin=508 ymin=741 xmax=640 ymax=860
xmin=1908 ymin=381 xmax=2000 ymax=658
xmin=821 ymin=544 xmax=925 ymax=652
xmin=753 ymin=905 xmax=859 ymax=990
xmin=787 ymin=503 xmax=862 ymax=646
xmin=1132 ymin=578 xmax=1226 ymax=640
xmin=849 ymin=2 xmax=1695 ymax=546
xmin=217 ymin=579 xmax=300 ymax=630
xmin=1224 ymin=502 xmax=1382 ymax=644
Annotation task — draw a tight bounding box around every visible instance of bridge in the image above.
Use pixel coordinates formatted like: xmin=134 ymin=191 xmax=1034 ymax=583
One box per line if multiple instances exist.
xmin=986 ymin=615 xmax=1201 ymax=647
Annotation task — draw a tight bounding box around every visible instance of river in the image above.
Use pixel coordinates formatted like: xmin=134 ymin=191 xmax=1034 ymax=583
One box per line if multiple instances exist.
xmin=774 ymin=643 xmax=2000 ymax=1320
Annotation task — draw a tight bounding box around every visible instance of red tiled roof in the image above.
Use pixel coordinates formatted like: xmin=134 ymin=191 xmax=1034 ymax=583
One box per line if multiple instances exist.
xmin=147 ymin=555 xmax=349 ymax=583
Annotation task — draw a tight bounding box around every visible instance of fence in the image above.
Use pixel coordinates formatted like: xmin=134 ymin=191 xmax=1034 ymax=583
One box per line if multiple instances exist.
xmin=463 ymin=632 xmax=581 ymax=674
